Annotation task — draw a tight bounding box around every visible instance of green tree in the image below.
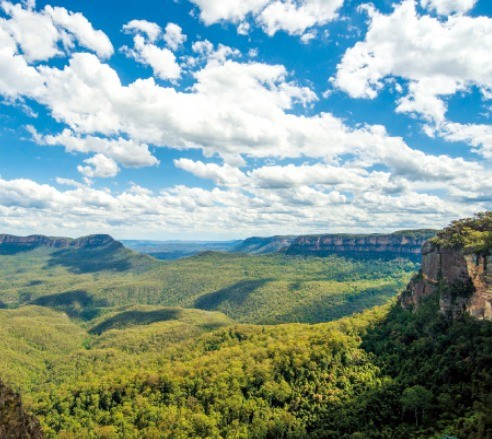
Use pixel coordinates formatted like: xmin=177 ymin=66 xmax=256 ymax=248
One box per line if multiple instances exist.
xmin=401 ymin=385 xmax=432 ymax=427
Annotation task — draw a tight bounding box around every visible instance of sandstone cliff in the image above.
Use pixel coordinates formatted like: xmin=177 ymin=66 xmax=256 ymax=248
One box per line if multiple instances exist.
xmin=285 ymin=230 xmax=436 ymax=259
xmin=400 ymin=214 xmax=492 ymax=320
xmin=0 ymin=234 xmax=120 ymax=253
xmin=0 ymin=379 xmax=43 ymax=438
xmin=232 ymin=230 xmax=436 ymax=258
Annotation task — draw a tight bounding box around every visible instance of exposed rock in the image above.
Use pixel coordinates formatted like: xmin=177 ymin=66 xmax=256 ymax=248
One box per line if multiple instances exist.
xmin=231 ymin=230 xmax=436 ymax=258
xmin=0 ymin=234 xmax=119 ymax=252
xmin=285 ymin=230 xmax=436 ymax=260
xmin=400 ymin=240 xmax=492 ymax=320
xmin=0 ymin=379 xmax=43 ymax=438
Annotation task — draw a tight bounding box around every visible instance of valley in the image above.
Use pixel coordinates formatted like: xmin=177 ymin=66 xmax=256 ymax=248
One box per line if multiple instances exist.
xmin=0 ymin=216 xmax=490 ymax=438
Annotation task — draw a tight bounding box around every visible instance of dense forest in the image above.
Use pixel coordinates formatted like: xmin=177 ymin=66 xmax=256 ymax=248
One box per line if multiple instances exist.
xmin=0 ymin=215 xmax=490 ymax=438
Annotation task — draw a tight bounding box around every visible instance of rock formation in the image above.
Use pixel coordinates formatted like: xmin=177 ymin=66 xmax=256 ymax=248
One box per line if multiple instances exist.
xmin=232 ymin=230 xmax=436 ymax=258
xmin=285 ymin=230 xmax=436 ymax=259
xmin=400 ymin=214 xmax=492 ymax=320
xmin=0 ymin=234 xmax=119 ymax=253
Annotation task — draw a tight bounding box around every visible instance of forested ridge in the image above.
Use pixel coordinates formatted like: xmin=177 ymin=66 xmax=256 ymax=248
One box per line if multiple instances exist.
xmin=0 ymin=217 xmax=490 ymax=438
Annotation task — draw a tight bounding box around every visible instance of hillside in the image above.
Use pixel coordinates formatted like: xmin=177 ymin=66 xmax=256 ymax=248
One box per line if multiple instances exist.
xmin=0 ymin=215 xmax=490 ymax=438
xmin=0 ymin=236 xmax=418 ymax=324
xmin=122 ymin=240 xmax=241 ymax=260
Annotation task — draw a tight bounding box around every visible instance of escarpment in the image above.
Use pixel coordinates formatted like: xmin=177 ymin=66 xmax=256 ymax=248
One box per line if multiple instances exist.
xmin=232 ymin=230 xmax=436 ymax=258
xmin=0 ymin=234 xmax=119 ymax=253
xmin=400 ymin=213 xmax=492 ymax=320
xmin=285 ymin=230 xmax=436 ymax=259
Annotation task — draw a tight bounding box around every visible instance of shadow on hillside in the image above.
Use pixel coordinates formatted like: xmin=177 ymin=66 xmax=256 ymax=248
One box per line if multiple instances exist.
xmin=32 ymin=290 xmax=108 ymax=320
xmin=194 ymin=279 xmax=271 ymax=311
xmin=0 ymin=244 xmax=41 ymax=255
xmin=274 ymin=286 xmax=397 ymax=324
xmin=89 ymin=309 xmax=182 ymax=335
xmin=46 ymin=243 xmax=132 ymax=274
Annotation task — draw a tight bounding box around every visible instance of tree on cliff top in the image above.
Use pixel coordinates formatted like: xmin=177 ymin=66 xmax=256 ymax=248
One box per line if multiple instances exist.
xmin=431 ymin=211 xmax=492 ymax=254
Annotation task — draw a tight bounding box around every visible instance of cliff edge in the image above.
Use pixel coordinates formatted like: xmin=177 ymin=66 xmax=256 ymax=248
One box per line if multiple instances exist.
xmin=400 ymin=212 xmax=492 ymax=320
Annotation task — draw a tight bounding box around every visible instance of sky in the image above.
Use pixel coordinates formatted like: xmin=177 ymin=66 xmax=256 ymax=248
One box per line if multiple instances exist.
xmin=0 ymin=0 xmax=491 ymax=240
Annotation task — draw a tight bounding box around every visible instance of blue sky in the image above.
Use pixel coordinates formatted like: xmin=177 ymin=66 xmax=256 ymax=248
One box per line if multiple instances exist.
xmin=0 ymin=0 xmax=491 ymax=239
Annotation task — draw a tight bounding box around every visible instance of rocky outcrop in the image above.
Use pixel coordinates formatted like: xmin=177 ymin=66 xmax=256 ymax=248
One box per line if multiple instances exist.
xmin=400 ymin=242 xmax=492 ymax=321
xmin=285 ymin=230 xmax=436 ymax=259
xmin=0 ymin=379 xmax=43 ymax=438
xmin=232 ymin=230 xmax=436 ymax=258
xmin=0 ymin=234 xmax=119 ymax=252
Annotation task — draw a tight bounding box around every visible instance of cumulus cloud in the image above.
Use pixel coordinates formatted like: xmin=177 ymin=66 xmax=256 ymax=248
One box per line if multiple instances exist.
xmin=163 ymin=22 xmax=186 ymax=51
xmin=174 ymin=159 xmax=246 ymax=186
xmin=0 ymin=1 xmax=489 ymax=237
xmin=334 ymin=0 xmax=492 ymax=122
xmin=30 ymin=128 xmax=159 ymax=168
xmin=437 ymin=122 xmax=492 ymax=158
xmin=77 ymin=154 xmax=119 ymax=179
xmin=421 ymin=0 xmax=477 ymax=15
xmin=0 ymin=173 xmax=484 ymax=238
xmin=122 ymin=34 xmax=181 ymax=80
xmin=0 ymin=1 xmax=113 ymax=62
xmin=188 ymin=0 xmax=343 ymax=39
xmin=123 ymin=19 xmax=161 ymax=42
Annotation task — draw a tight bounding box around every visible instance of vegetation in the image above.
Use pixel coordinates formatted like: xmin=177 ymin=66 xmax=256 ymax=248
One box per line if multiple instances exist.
xmin=0 ymin=219 xmax=490 ymax=438
xmin=0 ymin=301 xmax=488 ymax=438
xmin=430 ymin=211 xmax=492 ymax=253
xmin=0 ymin=248 xmax=417 ymax=324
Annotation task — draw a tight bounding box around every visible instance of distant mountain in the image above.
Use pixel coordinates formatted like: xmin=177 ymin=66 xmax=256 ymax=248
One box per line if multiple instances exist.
xmin=0 ymin=233 xmax=156 ymax=273
xmin=231 ymin=229 xmax=437 ymax=260
xmin=231 ymin=235 xmax=296 ymax=254
xmin=123 ymin=229 xmax=437 ymax=260
xmin=0 ymin=233 xmax=117 ymax=254
xmin=122 ymin=239 xmax=240 ymax=260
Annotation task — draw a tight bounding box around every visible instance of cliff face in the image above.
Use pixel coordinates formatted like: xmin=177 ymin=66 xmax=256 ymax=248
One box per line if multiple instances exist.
xmin=285 ymin=230 xmax=436 ymax=259
xmin=0 ymin=379 xmax=43 ymax=438
xmin=0 ymin=234 xmax=119 ymax=252
xmin=400 ymin=242 xmax=492 ymax=321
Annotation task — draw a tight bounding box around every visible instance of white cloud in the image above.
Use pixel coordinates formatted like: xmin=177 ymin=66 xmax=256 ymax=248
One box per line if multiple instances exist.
xmin=123 ymin=34 xmax=181 ymax=80
xmin=334 ymin=0 xmax=492 ymax=122
xmin=55 ymin=177 xmax=85 ymax=188
xmin=0 ymin=173 xmax=484 ymax=238
xmin=123 ymin=19 xmax=161 ymax=42
xmin=163 ymin=22 xmax=186 ymax=51
xmin=45 ymin=5 xmax=113 ymax=58
xmin=0 ymin=1 xmax=113 ymax=62
xmin=33 ymin=128 xmax=159 ymax=168
xmin=77 ymin=154 xmax=119 ymax=179
xmin=188 ymin=0 xmax=343 ymax=39
xmin=421 ymin=0 xmax=477 ymax=15
xmin=258 ymin=0 xmax=343 ymax=37
xmin=0 ymin=26 xmax=44 ymax=97
xmin=174 ymin=158 xmax=247 ymax=186
xmin=0 ymin=3 xmax=489 ymax=237
xmin=437 ymin=122 xmax=492 ymax=158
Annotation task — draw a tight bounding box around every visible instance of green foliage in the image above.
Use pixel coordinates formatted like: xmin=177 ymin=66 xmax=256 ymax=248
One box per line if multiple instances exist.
xmin=0 ymin=248 xmax=417 ymax=324
xmin=430 ymin=211 xmax=492 ymax=254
